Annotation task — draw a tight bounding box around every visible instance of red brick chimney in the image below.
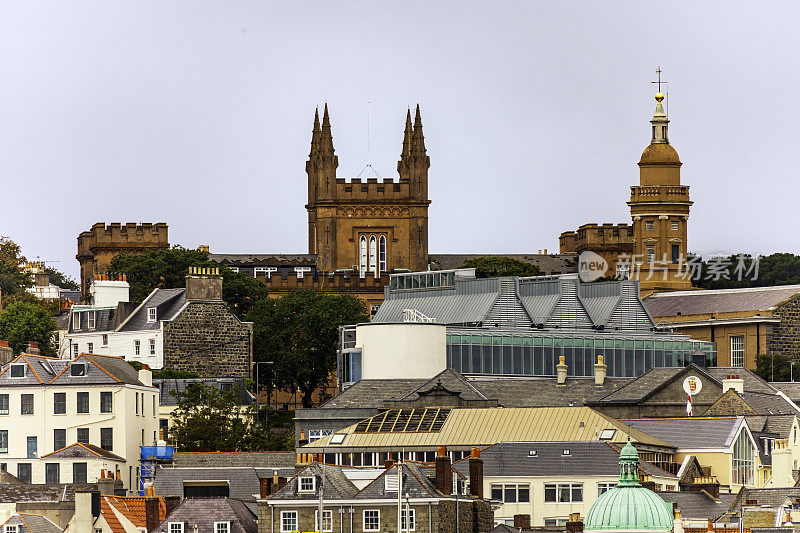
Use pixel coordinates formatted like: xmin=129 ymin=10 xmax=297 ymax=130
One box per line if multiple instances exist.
xmin=0 ymin=341 xmax=13 ymax=365
xmin=26 ymin=341 xmax=40 ymax=355
xmin=514 ymin=515 xmax=531 ymax=529
xmin=469 ymin=447 xmax=484 ymax=499
xmin=435 ymin=446 xmax=451 ymax=495
xmin=144 ymin=497 xmax=161 ymax=532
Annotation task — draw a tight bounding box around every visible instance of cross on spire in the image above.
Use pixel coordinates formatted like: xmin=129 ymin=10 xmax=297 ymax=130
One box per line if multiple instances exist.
xmin=651 ymin=66 xmax=667 ymax=93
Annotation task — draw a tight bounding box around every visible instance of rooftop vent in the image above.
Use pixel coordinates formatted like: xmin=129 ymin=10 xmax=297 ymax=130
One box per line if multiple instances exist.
xmin=402 ymin=309 xmax=435 ymax=323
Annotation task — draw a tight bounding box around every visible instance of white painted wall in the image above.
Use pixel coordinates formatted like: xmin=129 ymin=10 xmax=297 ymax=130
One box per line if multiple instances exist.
xmin=64 ymin=329 xmax=164 ymax=369
xmin=355 ymin=323 xmax=446 ymax=379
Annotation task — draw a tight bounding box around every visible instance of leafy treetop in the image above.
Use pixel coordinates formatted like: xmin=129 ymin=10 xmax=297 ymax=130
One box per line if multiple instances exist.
xmin=459 ymin=256 xmax=541 ymax=278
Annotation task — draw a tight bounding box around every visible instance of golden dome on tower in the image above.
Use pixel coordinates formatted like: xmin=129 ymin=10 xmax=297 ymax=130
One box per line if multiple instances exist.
xmin=655 ymin=92 xmax=664 ymax=103
xmin=639 ymin=143 xmax=681 ymax=165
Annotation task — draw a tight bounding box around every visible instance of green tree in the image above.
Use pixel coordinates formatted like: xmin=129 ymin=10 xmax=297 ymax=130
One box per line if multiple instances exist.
xmin=755 ymin=353 xmax=800 ymax=383
xmin=246 ymin=290 xmax=369 ymax=408
xmin=689 ymin=252 xmax=800 ymax=290
xmin=460 ymin=256 xmax=541 ymax=278
xmin=0 ymin=301 xmax=56 ymax=356
xmin=108 ymin=246 xmax=269 ymax=317
xmin=167 ymin=382 xmax=290 ymax=451
xmin=44 ymin=267 xmax=79 ymax=291
xmin=0 ymin=237 xmax=32 ymax=308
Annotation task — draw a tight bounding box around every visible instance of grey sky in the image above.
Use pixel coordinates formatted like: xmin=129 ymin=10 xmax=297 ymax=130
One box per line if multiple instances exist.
xmin=2 ymin=1 xmax=798 ymax=279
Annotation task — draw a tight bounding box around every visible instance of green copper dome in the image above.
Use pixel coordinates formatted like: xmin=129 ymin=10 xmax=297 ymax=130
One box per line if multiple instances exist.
xmin=585 ymin=439 xmax=674 ymax=532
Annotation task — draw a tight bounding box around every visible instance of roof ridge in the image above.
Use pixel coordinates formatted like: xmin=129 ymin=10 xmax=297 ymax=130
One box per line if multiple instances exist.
xmin=648 ymin=284 xmax=800 ymax=297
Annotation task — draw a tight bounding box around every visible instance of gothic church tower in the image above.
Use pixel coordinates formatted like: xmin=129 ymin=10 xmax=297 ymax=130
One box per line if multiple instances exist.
xmin=629 ymin=92 xmax=693 ymax=295
xmin=306 ymin=105 xmax=430 ymax=274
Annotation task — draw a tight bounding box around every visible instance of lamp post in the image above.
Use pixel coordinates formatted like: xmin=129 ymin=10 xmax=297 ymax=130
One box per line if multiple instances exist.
xmin=254 ymin=361 xmax=274 ymax=420
xmin=791 ymin=361 xmax=795 ymax=383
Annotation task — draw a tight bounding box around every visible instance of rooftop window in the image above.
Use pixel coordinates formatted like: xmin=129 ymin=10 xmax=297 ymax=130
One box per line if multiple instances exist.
xmin=147 ymin=308 xmax=157 ymax=323
xmin=70 ymin=363 xmax=87 ymax=377
xmin=9 ymin=364 xmax=26 ymax=378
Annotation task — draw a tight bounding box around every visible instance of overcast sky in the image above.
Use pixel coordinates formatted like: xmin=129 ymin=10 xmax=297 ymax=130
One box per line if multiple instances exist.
xmin=2 ymin=1 xmax=798 ymax=279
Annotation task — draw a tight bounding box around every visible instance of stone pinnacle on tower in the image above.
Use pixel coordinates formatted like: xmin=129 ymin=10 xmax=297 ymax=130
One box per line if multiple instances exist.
xmin=309 ymin=107 xmax=321 ymax=158
xmin=398 ymin=108 xmax=413 ymax=174
xmin=650 ymin=92 xmax=669 ymax=144
xmin=321 ymin=103 xmax=336 ymax=156
xmin=411 ymin=104 xmax=426 ymax=157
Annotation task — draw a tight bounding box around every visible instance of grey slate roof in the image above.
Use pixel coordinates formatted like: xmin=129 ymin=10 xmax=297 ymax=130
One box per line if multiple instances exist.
xmin=645 ymin=285 xmax=800 ymax=317
xmin=69 ymin=307 xmax=117 ymax=334
xmin=738 ymin=392 xmax=800 ymax=416
xmin=770 ymin=383 xmax=800 ymax=402
xmin=269 ymin=464 xmax=359 ymax=501
xmin=155 ymin=378 xmax=254 ymax=406
xmin=355 ymin=462 xmax=442 ymax=499
xmin=473 ymin=376 xmax=631 ymax=408
xmin=170 ymin=452 xmax=296 ymax=469
xmin=0 ymin=353 xmax=148 ymax=387
xmin=623 ymin=417 xmax=746 ymax=449
xmin=427 ymin=254 xmax=578 ymax=276
xmin=153 ymin=467 xmax=286 ymax=502
xmin=153 ymin=498 xmax=257 ymax=533
xmin=0 ymin=484 xmax=98 ymax=502
xmin=2 ymin=514 xmax=63 ymax=533
xmin=729 ymin=487 xmax=800 ymax=512
xmin=452 ymin=441 xmax=676 ymax=479
xmin=118 ymin=288 xmax=186 ymax=332
xmin=321 ymin=379 xmax=426 ymax=409
xmin=389 ymin=369 xmax=491 ymax=404
xmin=703 ymin=368 xmax=777 ymax=394
xmin=374 ymin=272 xmax=655 ymax=332
xmin=42 ymin=443 xmax=126 ymax=462
xmin=656 ymin=491 xmax=735 ymax=521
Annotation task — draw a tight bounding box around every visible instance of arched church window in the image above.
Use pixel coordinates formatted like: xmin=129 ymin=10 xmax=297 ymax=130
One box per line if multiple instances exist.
xmin=359 ymin=236 xmax=367 ymax=278
xmin=369 ymin=236 xmax=377 ymax=276
xmin=379 ymin=235 xmax=387 ymax=273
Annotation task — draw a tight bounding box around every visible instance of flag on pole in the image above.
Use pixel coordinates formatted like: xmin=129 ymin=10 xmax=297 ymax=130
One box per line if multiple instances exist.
xmin=686 ymin=393 xmax=693 ymax=416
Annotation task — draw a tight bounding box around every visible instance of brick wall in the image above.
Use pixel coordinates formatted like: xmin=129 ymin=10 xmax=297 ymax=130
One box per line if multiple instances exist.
xmin=162 ymin=302 xmax=251 ymax=377
xmin=768 ymin=296 xmax=800 ymax=358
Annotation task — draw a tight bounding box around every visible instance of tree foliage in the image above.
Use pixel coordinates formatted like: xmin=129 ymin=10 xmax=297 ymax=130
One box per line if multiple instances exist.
xmin=755 ymin=352 xmax=800 ymax=383
xmin=460 ymin=256 xmax=541 ymax=278
xmin=44 ymin=267 xmax=79 ymax=291
xmin=108 ymin=246 xmax=269 ymax=317
xmin=246 ymin=290 xmax=369 ymax=408
xmin=0 ymin=237 xmax=32 ymax=308
xmin=689 ymin=253 xmax=800 ymax=289
xmin=0 ymin=301 xmax=56 ymax=356
xmin=167 ymin=382 xmax=290 ymax=451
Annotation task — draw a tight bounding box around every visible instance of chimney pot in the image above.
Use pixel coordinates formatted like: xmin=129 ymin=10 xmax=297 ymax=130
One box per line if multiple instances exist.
xmin=557 ymin=356 xmax=568 ymax=385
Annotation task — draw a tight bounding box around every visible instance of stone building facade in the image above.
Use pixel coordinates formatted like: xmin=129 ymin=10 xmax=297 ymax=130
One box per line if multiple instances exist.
xmin=77 ymin=223 xmax=169 ymax=303
xmin=306 ymin=104 xmax=430 ymax=275
xmin=161 ymin=300 xmax=252 ymax=378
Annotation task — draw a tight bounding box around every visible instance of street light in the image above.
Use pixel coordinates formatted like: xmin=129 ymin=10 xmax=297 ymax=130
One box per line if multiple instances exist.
xmin=791 ymin=361 xmax=795 ymax=383
xmin=254 ymin=361 xmax=274 ymax=417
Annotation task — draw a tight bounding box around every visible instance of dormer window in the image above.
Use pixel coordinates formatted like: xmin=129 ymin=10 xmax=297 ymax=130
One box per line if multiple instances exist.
xmin=87 ymin=311 xmax=96 ymax=330
xmin=9 ymin=364 xmax=26 ymax=378
xmin=70 ymin=363 xmax=87 ymax=377
xmin=147 ymin=308 xmax=157 ymax=323
xmin=73 ymin=312 xmax=81 ymax=330
xmin=298 ymin=476 xmax=316 ymax=493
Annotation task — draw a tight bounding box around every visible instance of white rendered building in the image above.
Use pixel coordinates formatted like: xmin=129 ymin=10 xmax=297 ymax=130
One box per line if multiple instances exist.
xmin=0 ymin=352 xmax=158 ymax=492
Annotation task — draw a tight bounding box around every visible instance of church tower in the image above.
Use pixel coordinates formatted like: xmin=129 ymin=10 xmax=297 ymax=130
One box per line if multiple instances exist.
xmin=628 ymin=91 xmax=693 ymax=295
xmin=306 ymin=105 xmax=430 ymax=275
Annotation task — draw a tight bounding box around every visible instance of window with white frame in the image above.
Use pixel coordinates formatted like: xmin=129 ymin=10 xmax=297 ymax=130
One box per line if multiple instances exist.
xmin=401 ymin=509 xmax=415 ymax=532
xmin=73 ymin=344 xmax=79 ymax=357
xmin=379 ymin=235 xmax=387 ymax=272
xmin=88 ymin=311 xmax=96 ymax=330
xmin=0 ymin=395 xmax=8 ymax=415
xmin=359 ymin=236 xmax=368 ymax=277
xmin=70 ymin=363 xmax=86 ymax=377
xmin=363 ymin=510 xmax=380 ymax=531
xmin=5 ymin=525 xmax=19 ymax=533
xmin=134 ymin=340 xmax=141 ymax=356
xmin=87 ymin=343 xmax=94 ymax=353
xmin=368 ymin=236 xmax=377 ymax=275
xmin=280 ymin=511 xmax=297 ymax=533
xmin=214 ymin=522 xmax=230 ymax=533
xmin=732 ymin=429 xmax=755 ymax=486
xmin=0 ymin=430 xmax=8 ymax=453
xmin=294 ymin=267 xmax=312 ymax=279
xmin=544 ymin=483 xmax=583 ymax=503
xmin=10 ymin=364 xmax=26 ymax=378
xmin=73 ymin=312 xmax=81 ymax=330
xmin=315 ymin=510 xmax=333 ymax=532
xmin=147 ymin=308 xmax=157 ymax=323
xmin=645 ymin=220 xmax=655 ymax=231
xmin=730 ymin=335 xmax=745 ymax=368
xmin=168 ymin=523 xmax=184 ymax=533
xmin=254 ymin=267 xmax=277 ymax=279
xmin=298 ymin=476 xmax=315 ymax=493
xmin=490 ymin=484 xmax=530 ymax=503
xmin=598 ymin=482 xmax=615 ymax=495
xmin=102 ymin=334 xmax=108 ymax=346
xmin=308 ymin=430 xmax=333 ymax=443
xmin=544 ymin=519 xmax=568 ymax=527
xmin=149 ymin=339 xmax=156 ymax=356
